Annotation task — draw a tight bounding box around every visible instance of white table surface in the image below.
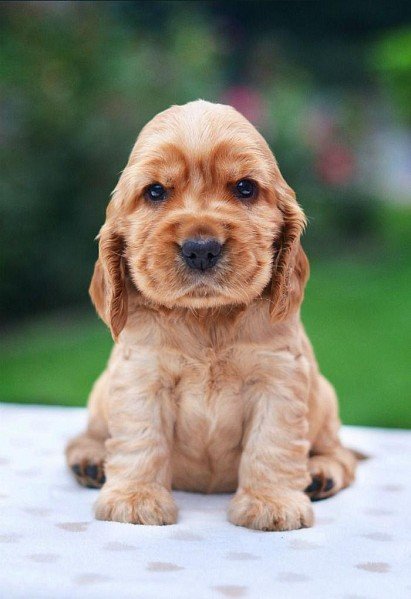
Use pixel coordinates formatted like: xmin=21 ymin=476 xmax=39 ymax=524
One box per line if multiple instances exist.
xmin=0 ymin=403 xmax=410 ymax=599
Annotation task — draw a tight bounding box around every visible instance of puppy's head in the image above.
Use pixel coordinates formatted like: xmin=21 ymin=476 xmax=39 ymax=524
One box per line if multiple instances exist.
xmin=90 ymin=100 xmax=308 ymax=339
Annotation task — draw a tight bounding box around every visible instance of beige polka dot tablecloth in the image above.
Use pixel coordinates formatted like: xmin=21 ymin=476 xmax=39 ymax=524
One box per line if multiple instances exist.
xmin=0 ymin=404 xmax=410 ymax=599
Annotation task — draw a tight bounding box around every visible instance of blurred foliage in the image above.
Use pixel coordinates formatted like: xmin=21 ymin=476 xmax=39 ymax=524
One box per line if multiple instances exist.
xmin=0 ymin=0 xmax=410 ymax=324
xmin=372 ymin=28 xmax=411 ymax=123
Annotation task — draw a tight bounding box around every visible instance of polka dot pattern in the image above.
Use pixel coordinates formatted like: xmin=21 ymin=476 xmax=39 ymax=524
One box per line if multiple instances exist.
xmin=147 ymin=562 xmax=185 ymax=572
xmin=27 ymin=553 xmax=60 ymax=563
xmin=213 ymin=585 xmax=248 ymax=597
xmin=355 ymin=562 xmax=391 ymax=573
xmin=0 ymin=403 xmax=410 ymax=598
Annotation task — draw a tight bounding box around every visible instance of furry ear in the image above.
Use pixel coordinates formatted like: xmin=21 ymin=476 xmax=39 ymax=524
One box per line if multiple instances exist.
xmin=89 ymin=222 xmax=128 ymax=340
xmin=269 ymin=184 xmax=309 ymax=321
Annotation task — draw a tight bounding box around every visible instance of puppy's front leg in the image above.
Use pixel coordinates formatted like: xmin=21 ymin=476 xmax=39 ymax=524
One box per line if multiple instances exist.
xmin=95 ymin=358 xmax=177 ymax=525
xmin=228 ymin=361 xmax=313 ymax=531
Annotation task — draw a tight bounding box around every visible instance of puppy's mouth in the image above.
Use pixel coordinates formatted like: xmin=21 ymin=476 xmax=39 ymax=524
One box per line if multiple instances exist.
xmin=181 ymin=271 xmax=226 ymax=297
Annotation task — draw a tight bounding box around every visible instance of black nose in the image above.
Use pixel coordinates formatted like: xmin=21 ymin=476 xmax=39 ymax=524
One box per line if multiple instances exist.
xmin=181 ymin=238 xmax=222 ymax=271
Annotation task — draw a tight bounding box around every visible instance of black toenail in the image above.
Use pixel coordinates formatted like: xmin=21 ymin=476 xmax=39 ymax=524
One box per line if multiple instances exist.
xmin=71 ymin=464 xmax=81 ymax=475
xmin=85 ymin=465 xmax=98 ymax=479
xmin=324 ymin=478 xmax=334 ymax=492
xmin=305 ymin=476 xmax=322 ymax=494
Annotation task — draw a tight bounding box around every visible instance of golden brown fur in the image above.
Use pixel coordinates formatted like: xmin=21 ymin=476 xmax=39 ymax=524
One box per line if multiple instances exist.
xmin=66 ymin=100 xmax=356 ymax=531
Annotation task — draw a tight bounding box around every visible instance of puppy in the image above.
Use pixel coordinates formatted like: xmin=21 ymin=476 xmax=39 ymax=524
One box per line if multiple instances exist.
xmin=66 ymin=100 xmax=356 ymax=531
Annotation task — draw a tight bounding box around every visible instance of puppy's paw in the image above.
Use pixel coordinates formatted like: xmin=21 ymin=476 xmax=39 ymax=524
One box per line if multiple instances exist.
xmin=306 ymin=455 xmax=344 ymax=501
xmin=306 ymin=451 xmax=356 ymax=501
xmin=305 ymin=474 xmax=336 ymax=501
xmin=71 ymin=462 xmax=106 ymax=489
xmin=66 ymin=434 xmax=106 ymax=489
xmin=228 ymin=487 xmax=314 ymax=531
xmin=94 ymin=483 xmax=178 ymax=525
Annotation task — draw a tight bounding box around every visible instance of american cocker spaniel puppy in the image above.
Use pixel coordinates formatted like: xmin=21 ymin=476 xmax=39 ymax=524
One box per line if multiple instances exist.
xmin=66 ymin=100 xmax=356 ymax=531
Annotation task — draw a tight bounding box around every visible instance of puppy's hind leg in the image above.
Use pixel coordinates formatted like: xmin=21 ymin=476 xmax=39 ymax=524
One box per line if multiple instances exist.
xmin=66 ymin=371 xmax=109 ymax=489
xmin=306 ymin=376 xmax=357 ymax=501
xmin=306 ymin=446 xmax=357 ymax=501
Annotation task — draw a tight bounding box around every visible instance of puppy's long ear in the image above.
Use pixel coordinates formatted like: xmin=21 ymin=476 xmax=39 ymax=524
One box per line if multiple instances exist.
xmin=269 ymin=180 xmax=309 ymax=321
xmin=89 ymin=221 xmax=128 ymax=340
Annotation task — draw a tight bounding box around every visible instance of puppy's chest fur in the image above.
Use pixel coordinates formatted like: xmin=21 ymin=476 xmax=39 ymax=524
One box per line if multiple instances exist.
xmin=117 ymin=308 xmax=302 ymax=494
xmin=169 ymin=346 xmax=247 ymax=493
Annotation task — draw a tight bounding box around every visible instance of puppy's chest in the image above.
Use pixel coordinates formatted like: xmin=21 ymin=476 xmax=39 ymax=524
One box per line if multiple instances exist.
xmin=164 ymin=350 xmax=246 ymax=492
xmin=182 ymin=352 xmax=243 ymax=422
xmin=169 ymin=349 xmax=247 ymax=450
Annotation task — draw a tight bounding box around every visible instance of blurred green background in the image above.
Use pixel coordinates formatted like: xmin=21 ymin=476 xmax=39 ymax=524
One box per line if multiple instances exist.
xmin=1 ymin=1 xmax=410 ymax=427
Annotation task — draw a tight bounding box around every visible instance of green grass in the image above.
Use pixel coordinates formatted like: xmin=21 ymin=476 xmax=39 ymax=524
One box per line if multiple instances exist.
xmin=303 ymin=259 xmax=410 ymax=428
xmin=1 ymin=207 xmax=410 ymax=428
xmin=0 ymin=312 xmax=112 ymax=408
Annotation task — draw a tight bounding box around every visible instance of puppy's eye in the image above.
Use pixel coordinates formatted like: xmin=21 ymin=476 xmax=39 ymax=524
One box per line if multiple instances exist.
xmin=234 ymin=179 xmax=256 ymax=200
xmin=145 ymin=183 xmax=166 ymax=202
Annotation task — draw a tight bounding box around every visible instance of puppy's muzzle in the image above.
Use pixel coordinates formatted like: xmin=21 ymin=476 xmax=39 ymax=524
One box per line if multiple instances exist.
xmin=181 ymin=238 xmax=222 ymax=271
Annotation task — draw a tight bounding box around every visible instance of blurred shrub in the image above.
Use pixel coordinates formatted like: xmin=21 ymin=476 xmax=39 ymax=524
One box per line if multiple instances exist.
xmin=372 ymin=27 xmax=411 ymax=124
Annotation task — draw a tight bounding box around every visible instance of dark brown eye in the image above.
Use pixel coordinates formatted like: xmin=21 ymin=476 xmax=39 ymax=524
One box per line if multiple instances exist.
xmin=145 ymin=183 xmax=166 ymax=202
xmin=235 ymin=179 xmax=256 ymax=200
